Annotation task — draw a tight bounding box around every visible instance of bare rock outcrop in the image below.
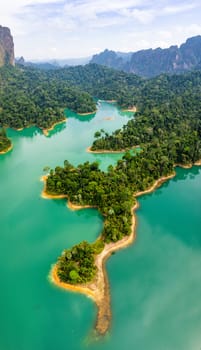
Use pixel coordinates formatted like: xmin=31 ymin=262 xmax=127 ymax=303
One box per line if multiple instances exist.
xmin=0 ymin=25 xmax=15 ymax=67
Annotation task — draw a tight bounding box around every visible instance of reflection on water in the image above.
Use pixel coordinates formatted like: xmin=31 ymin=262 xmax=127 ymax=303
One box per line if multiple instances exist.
xmin=7 ymin=126 xmax=42 ymax=138
xmin=139 ymin=166 xmax=201 ymax=249
xmin=174 ymin=165 xmax=200 ymax=181
xmin=0 ymin=101 xmax=201 ymax=350
xmin=45 ymin=121 xmax=67 ymax=137
xmin=66 ymin=109 xmax=96 ymax=123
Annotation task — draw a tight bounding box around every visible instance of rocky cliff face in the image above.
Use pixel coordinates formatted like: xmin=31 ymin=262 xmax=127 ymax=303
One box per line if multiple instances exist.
xmin=91 ymin=49 xmax=126 ymax=70
xmin=90 ymin=36 xmax=201 ymax=77
xmin=0 ymin=25 xmax=15 ymax=67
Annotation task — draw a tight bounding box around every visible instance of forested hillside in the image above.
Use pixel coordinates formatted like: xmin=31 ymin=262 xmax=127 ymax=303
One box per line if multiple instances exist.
xmin=0 ymin=63 xmax=142 ymax=152
xmin=0 ymin=66 xmax=96 ymax=130
xmin=46 ymin=63 xmax=143 ymax=108
xmin=92 ymin=70 xmax=201 ymax=165
xmin=1 ymin=63 xmax=201 ymax=159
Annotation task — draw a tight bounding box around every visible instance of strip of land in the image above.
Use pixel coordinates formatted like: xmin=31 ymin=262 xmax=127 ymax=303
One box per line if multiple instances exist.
xmin=13 ymin=119 xmax=67 ymax=136
xmin=77 ymin=110 xmax=97 ymax=116
xmin=42 ymin=172 xmax=176 ymax=335
xmin=42 ymin=159 xmax=201 ymax=334
xmin=86 ymin=145 xmax=139 ymax=154
xmin=50 ymin=201 xmax=139 ymax=335
xmin=0 ymin=144 xmax=13 ymax=154
xmin=122 ymin=106 xmax=137 ymax=112
xmin=42 ymin=118 xmax=67 ymax=136
xmin=86 ymin=146 xmax=126 ymax=154
xmin=174 ymin=160 xmax=201 ymax=168
xmin=15 ymin=127 xmax=24 ymax=131
xmin=41 ymin=176 xmax=95 ymax=210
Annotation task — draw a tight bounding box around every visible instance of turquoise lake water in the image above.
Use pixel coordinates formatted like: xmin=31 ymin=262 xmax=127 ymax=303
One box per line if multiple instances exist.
xmin=0 ymin=101 xmax=201 ymax=350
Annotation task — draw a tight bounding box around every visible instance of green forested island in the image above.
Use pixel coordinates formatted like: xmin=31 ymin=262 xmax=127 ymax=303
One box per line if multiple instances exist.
xmin=45 ymin=70 xmax=201 ymax=285
xmin=0 ymin=127 xmax=12 ymax=153
xmin=46 ymin=142 xmax=175 ymax=284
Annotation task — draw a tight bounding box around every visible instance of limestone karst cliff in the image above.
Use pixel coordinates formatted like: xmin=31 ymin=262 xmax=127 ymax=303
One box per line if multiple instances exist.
xmin=90 ymin=36 xmax=201 ymax=77
xmin=0 ymin=25 xmax=15 ymax=66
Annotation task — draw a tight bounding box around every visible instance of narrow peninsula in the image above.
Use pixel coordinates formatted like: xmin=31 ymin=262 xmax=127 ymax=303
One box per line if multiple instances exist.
xmin=41 ymin=140 xmax=178 ymax=334
xmin=42 ymin=158 xmax=200 ymax=336
xmin=0 ymin=128 xmax=12 ymax=154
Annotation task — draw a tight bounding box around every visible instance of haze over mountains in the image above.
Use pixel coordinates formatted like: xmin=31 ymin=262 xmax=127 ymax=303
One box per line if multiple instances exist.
xmin=1 ymin=25 xmax=201 ymax=79
xmin=15 ymin=56 xmax=91 ymax=69
xmin=90 ymin=36 xmax=201 ymax=77
xmin=17 ymin=35 xmax=201 ymax=78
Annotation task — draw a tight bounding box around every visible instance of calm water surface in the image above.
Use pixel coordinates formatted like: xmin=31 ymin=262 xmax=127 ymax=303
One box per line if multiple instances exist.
xmin=0 ymin=102 xmax=201 ymax=350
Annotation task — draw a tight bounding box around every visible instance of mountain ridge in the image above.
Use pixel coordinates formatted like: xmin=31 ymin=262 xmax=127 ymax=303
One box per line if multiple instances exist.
xmin=90 ymin=36 xmax=201 ymax=77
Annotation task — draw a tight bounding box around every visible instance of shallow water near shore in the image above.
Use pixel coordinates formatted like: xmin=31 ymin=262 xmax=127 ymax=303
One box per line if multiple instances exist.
xmin=0 ymin=102 xmax=201 ymax=350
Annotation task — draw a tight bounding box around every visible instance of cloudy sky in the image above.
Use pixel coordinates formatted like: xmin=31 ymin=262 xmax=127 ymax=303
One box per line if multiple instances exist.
xmin=0 ymin=0 xmax=201 ymax=60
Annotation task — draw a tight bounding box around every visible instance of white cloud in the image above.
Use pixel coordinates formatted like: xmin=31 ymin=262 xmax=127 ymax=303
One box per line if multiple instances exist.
xmin=60 ymin=0 xmax=160 ymax=28
xmin=121 ymin=23 xmax=201 ymax=53
xmin=1 ymin=0 xmax=201 ymax=59
xmin=122 ymin=8 xmax=155 ymax=24
xmin=163 ymin=3 xmax=198 ymax=15
xmin=173 ymin=24 xmax=201 ymax=40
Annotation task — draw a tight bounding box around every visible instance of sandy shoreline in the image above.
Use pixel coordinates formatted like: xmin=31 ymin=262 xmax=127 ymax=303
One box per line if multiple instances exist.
xmin=77 ymin=110 xmax=97 ymax=116
xmin=86 ymin=145 xmax=139 ymax=154
xmin=50 ymin=201 xmax=139 ymax=336
xmin=86 ymin=146 xmax=140 ymax=154
xmin=15 ymin=127 xmax=24 ymax=131
xmin=42 ymin=118 xmax=67 ymax=136
xmin=122 ymin=106 xmax=137 ymax=113
xmin=42 ymin=172 xmax=176 ymax=335
xmin=41 ymin=176 xmax=96 ymax=211
xmin=12 ymin=119 xmax=66 ymax=136
xmin=135 ymin=173 xmax=176 ymax=197
xmin=101 ymin=100 xmax=136 ymax=112
xmin=0 ymin=144 xmax=13 ymax=154
xmin=175 ymin=160 xmax=201 ymax=168
xmin=51 ymin=265 xmax=96 ymax=299
xmin=194 ymin=160 xmax=201 ymax=166
xmin=42 ymin=159 xmax=201 ymax=336
xmin=86 ymin=146 xmax=126 ymax=154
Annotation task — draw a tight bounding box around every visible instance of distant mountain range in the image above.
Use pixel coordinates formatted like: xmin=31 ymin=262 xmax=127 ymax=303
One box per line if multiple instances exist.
xmin=90 ymin=36 xmax=201 ymax=77
xmin=4 ymin=30 xmax=201 ymax=78
xmin=15 ymin=56 xmax=91 ymax=69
